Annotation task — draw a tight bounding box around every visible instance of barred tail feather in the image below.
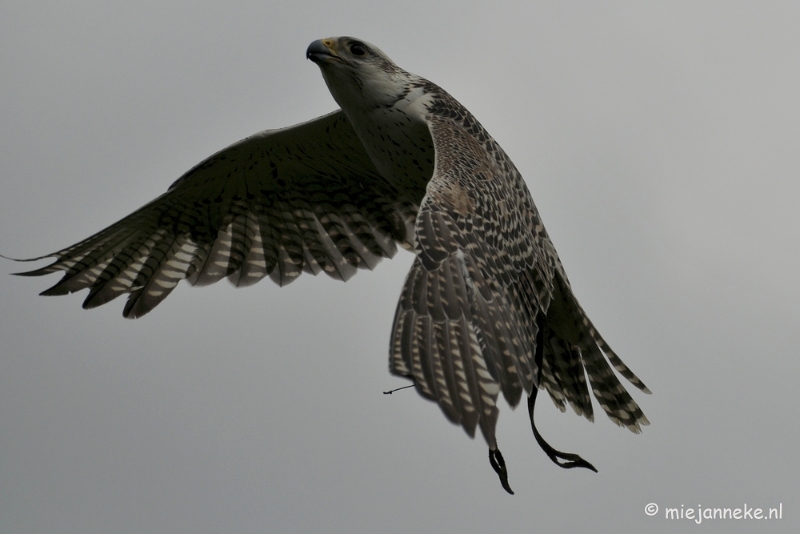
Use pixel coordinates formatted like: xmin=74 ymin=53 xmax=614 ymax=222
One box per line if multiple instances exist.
xmin=545 ymin=275 xmax=649 ymax=433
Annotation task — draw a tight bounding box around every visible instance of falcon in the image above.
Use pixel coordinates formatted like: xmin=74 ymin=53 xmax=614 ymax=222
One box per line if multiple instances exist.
xmin=10 ymin=37 xmax=650 ymax=494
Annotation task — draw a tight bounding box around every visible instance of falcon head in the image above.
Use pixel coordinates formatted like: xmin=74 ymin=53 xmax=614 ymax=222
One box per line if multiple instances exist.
xmin=306 ymin=37 xmax=416 ymax=112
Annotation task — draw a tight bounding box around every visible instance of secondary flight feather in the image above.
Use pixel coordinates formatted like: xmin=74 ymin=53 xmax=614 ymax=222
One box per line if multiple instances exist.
xmin=10 ymin=37 xmax=650 ymax=493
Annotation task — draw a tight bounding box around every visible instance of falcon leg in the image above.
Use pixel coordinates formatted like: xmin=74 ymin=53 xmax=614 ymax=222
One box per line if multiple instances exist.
xmin=529 ymin=314 xmax=597 ymax=472
xmin=488 ymin=447 xmax=514 ymax=495
xmin=527 ymin=384 xmax=597 ymax=472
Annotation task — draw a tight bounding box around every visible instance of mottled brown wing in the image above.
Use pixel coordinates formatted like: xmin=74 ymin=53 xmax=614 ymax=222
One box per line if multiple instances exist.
xmin=389 ymin=88 xmax=649 ymax=448
xmin=389 ymin=102 xmax=545 ymax=448
xmin=17 ymin=111 xmax=417 ymax=318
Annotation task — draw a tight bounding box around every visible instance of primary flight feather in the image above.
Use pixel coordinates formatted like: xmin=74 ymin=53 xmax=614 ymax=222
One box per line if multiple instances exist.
xmin=13 ymin=37 xmax=649 ymax=493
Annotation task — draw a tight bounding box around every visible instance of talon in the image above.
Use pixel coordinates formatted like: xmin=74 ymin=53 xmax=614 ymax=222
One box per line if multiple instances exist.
xmin=489 ymin=448 xmax=514 ymax=495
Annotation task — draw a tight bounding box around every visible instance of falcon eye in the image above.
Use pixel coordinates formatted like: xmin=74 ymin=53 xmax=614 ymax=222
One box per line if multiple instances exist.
xmin=349 ymin=43 xmax=367 ymax=56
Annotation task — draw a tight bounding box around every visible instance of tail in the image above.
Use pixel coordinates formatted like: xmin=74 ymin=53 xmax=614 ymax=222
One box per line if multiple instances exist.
xmin=540 ymin=274 xmax=650 ymax=433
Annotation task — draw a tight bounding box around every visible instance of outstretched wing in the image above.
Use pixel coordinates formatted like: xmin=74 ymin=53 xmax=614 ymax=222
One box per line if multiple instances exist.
xmin=17 ymin=110 xmax=418 ymax=318
xmin=389 ymin=87 xmax=648 ymax=447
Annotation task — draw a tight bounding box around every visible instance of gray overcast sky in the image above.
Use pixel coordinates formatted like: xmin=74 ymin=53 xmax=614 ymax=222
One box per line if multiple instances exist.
xmin=1 ymin=2 xmax=798 ymax=533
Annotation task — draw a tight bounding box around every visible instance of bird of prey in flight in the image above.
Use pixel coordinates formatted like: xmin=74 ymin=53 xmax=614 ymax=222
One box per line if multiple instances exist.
xmin=10 ymin=36 xmax=650 ymax=494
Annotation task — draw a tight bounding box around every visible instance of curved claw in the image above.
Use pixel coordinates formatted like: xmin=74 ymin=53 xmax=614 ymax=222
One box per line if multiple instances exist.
xmin=489 ymin=448 xmax=514 ymax=495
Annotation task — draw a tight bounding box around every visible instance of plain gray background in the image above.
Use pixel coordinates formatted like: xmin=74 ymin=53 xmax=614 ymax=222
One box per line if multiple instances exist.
xmin=1 ymin=1 xmax=798 ymax=532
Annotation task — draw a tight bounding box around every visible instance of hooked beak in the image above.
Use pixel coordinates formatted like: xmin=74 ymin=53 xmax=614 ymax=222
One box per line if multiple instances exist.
xmin=306 ymin=39 xmax=340 ymax=64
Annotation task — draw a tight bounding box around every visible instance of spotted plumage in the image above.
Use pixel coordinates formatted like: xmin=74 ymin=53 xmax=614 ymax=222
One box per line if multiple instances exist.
xmin=12 ymin=36 xmax=649 ymax=493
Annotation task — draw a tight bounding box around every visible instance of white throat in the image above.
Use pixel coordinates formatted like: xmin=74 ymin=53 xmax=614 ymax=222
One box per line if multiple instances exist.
xmin=322 ymin=68 xmax=436 ymax=198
